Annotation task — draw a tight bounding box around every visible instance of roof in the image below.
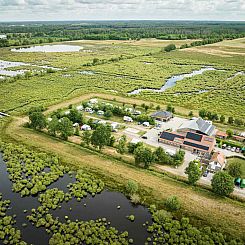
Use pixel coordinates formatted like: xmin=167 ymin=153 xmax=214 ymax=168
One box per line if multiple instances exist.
xmin=216 ymin=131 xmax=228 ymax=137
xmin=210 ymin=152 xmax=226 ymax=167
xmin=178 ymin=118 xmax=215 ymax=136
xmin=160 ymin=130 xmax=215 ymax=153
xmin=151 ymin=111 xmax=172 ymax=118
xmin=160 ymin=131 xmax=185 ymax=141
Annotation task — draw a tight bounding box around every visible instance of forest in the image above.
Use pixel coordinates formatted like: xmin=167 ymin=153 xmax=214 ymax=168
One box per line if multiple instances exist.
xmin=0 ymin=21 xmax=245 ymax=47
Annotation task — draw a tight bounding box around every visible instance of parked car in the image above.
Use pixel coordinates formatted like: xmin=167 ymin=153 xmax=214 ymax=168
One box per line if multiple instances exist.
xmin=231 ymin=147 xmax=236 ymax=152
xmin=227 ymin=146 xmax=231 ymax=151
xmin=203 ymin=170 xmax=209 ymax=177
xmin=236 ymin=148 xmax=240 ymax=153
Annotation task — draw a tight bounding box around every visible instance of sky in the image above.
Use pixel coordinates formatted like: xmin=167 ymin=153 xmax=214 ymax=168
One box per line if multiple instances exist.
xmin=0 ymin=0 xmax=244 ymax=22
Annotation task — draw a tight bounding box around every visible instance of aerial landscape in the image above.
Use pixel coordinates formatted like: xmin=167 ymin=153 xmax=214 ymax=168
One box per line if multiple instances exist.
xmin=0 ymin=1 xmax=245 ymax=244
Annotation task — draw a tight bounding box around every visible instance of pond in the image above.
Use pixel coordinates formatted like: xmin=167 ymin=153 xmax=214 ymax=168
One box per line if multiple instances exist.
xmin=0 ymin=60 xmax=61 ymax=78
xmin=11 ymin=45 xmax=83 ymax=53
xmin=128 ymin=67 xmax=216 ymax=95
xmin=0 ymin=60 xmax=28 ymax=77
xmin=0 ymin=154 xmax=152 ymax=245
xmin=79 ymin=70 xmax=96 ymax=75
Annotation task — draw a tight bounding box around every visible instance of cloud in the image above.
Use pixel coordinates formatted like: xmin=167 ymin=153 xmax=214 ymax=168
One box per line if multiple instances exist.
xmin=0 ymin=0 xmax=244 ymax=21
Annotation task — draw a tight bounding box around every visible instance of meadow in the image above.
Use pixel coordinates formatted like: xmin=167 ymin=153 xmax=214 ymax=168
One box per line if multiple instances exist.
xmin=0 ymin=38 xmax=244 ymax=122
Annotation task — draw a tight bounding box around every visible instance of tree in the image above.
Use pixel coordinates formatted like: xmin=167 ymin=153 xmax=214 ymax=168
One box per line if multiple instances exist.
xmin=165 ymin=196 xmax=181 ymax=211
xmin=211 ymin=171 xmax=234 ymax=196
xmin=164 ymin=44 xmax=176 ymax=52
xmin=188 ymin=111 xmax=193 ymax=117
xmin=29 ymin=111 xmax=47 ymax=130
xmin=226 ymin=129 xmax=233 ymax=138
xmin=48 ymin=116 xmax=59 ymax=136
xmin=116 ymin=135 xmax=127 ymax=154
xmin=144 ymin=105 xmax=149 ymax=112
xmin=68 ymin=109 xmax=83 ymax=123
xmin=133 ymin=103 xmax=137 ymax=110
xmin=234 ymin=118 xmax=243 ymax=126
xmin=199 ymin=109 xmax=207 ymax=118
xmin=227 ymin=162 xmax=242 ymax=178
xmin=81 ymin=130 xmax=91 ymax=146
xmin=228 ymin=117 xmax=234 ymax=124
xmin=104 ymin=110 xmax=113 ymax=119
xmin=58 ymin=117 xmax=73 ymax=140
xmin=128 ymin=142 xmax=143 ymax=154
xmin=166 ymin=104 xmax=175 ymax=113
xmin=126 ymin=180 xmax=138 ymax=195
xmin=220 ymin=115 xmax=225 ymax=123
xmin=134 ymin=146 xmax=154 ymax=169
xmin=185 ymin=161 xmax=202 ymax=185
xmin=154 ymin=147 xmax=168 ymax=163
xmin=91 ymin=125 xmax=111 ymax=150
xmin=156 ymin=105 xmax=161 ymax=111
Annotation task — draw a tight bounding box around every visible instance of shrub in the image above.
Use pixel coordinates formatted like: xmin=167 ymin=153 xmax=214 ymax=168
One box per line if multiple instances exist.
xmin=126 ymin=180 xmax=138 ymax=195
xmin=130 ymin=194 xmax=141 ymax=204
xmin=165 ymin=196 xmax=181 ymax=211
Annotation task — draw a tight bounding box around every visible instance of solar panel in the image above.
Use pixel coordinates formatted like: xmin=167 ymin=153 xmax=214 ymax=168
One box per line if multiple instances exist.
xmin=160 ymin=132 xmax=184 ymax=141
xmin=183 ymin=141 xmax=209 ymax=151
xmin=186 ymin=132 xmax=202 ymax=142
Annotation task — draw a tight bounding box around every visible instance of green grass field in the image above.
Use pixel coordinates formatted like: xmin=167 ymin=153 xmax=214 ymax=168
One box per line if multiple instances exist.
xmin=0 ymin=39 xmax=244 ymax=122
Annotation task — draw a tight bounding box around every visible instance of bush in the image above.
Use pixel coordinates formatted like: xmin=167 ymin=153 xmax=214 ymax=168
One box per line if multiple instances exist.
xmin=165 ymin=196 xmax=181 ymax=211
xmin=164 ymin=44 xmax=176 ymax=52
xmin=130 ymin=194 xmax=141 ymax=204
xmin=126 ymin=180 xmax=138 ymax=195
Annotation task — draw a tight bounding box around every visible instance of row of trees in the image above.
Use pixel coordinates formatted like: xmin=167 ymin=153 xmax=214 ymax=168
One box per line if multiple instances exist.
xmin=199 ymin=109 xmax=244 ymax=126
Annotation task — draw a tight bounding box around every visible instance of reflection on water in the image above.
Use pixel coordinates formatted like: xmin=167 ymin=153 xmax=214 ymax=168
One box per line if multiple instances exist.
xmin=128 ymin=67 xmax=216 ymax=95
xmin=12 ymin=45 xmax=83 ymax=53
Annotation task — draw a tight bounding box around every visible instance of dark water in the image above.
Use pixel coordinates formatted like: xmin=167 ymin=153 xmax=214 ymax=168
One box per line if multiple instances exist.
xmin=0 ymin=155 xmax=152 ymax=245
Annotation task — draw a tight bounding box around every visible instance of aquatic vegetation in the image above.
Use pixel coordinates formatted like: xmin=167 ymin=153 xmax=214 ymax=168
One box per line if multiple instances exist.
xmin=0 ymin=194 xmax=27 ymax=245
xmin=146 ymin=205 xmax=244 ymax=245
xmin=68 ymin=170 xmax=104 ymax=200
xmin=0 ymin=142 xmax=69 ymax=197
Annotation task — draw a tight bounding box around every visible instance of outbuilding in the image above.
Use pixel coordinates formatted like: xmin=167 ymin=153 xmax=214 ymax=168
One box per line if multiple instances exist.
xmin=151 ymin=111 xmax=173 ymax=122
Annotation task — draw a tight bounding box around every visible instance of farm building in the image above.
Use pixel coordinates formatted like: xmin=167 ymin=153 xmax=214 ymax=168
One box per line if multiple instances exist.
xmin=151 ymin=111 xmax=173 ymax=122
xmin=178 ymin=117 xmax=215 ymax=136
xmin=207 ymin=152 xmax=226 ymax=172
xmin=159 ymin=130 xmax=215 ymax=154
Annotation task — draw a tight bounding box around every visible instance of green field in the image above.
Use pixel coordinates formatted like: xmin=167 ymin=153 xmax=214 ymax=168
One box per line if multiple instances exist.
xmin=0 ymin=38 xmax=244 ymax=123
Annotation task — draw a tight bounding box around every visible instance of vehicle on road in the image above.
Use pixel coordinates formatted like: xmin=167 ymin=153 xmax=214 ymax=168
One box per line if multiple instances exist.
xmin=203 ymin=170 xmax=209 ymax=177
